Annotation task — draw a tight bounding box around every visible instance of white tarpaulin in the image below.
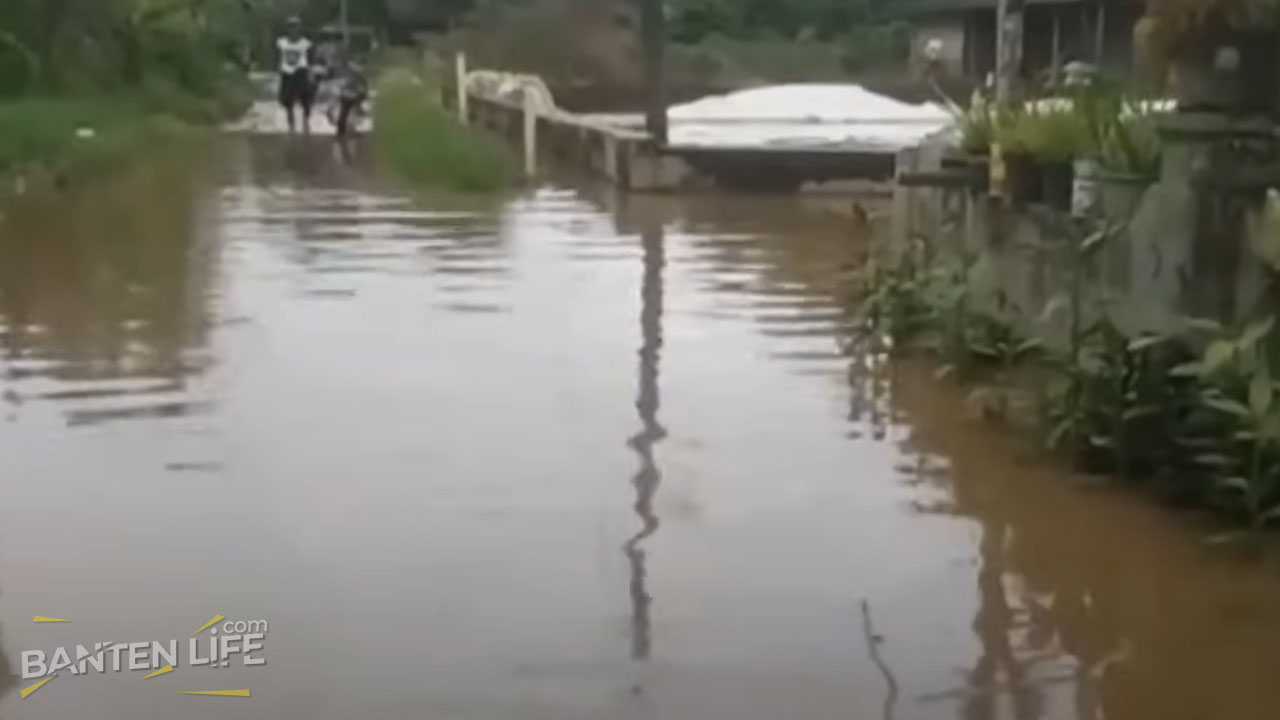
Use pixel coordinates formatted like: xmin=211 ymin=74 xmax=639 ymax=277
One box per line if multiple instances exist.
xmin=664 ymin=84 xmax=953 ymax=152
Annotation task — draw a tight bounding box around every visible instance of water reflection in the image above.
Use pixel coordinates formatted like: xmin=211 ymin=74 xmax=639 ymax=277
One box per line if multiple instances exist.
xmin=887 ymin=357 xmax=1280 ymax=720
xmin=603 ymin=188 xmax=1280 ymax=720
xmin=10 ymin=148 xmax=1280 ymax=720
xmin=622 ymin=207 xmax=667 ymax=662
xmin=963 ymin=518 xmax=1044 ymax=720
xmin=0 ymin=155 xmax=214 ymax=428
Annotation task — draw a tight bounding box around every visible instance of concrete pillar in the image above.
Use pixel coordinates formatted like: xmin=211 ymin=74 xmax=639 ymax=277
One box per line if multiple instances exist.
xmin=455 ymin=53 xmax=468 ymax=125
xmin=1118 ymin=115 xmax=1277 ymax=333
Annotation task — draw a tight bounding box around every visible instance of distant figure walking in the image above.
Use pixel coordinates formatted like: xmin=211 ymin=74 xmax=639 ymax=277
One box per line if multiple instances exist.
xmin=277 ymin=16 xmax=314 ymax=134
xmin=332 ymin=57 xmax=369 ymax=138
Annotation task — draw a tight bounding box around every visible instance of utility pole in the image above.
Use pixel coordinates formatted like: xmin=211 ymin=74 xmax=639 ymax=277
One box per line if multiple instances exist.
xmin=991 ymin=0 xmax=1025 ymax=199
xmin=340 ymin=0 xmax=351 ymax=49
xmin=995 ymin=0 xmax=1025 ymax=107
xmin=640 ymin=0 xmax=668 ymax=145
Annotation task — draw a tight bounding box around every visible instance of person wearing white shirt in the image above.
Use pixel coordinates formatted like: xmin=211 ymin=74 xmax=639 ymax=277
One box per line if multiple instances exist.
xmin=277 ymin=16 xmax=314 ymax=133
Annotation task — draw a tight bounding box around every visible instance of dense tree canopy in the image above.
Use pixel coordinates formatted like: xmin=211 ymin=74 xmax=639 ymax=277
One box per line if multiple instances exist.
xmin=0 ymin=0 xmax=911 ymax=95
xmin=0 ymin=0 xmax=257 ymax=93
xmin=265 ymin=0 xmax=905 ymax=44
xmin=668 ymin=0 xmax=901 ymax=43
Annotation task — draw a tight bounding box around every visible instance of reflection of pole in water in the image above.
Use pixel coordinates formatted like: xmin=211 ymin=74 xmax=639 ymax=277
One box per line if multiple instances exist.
xmin=624 ymin=220 xmax=666 ymax=661
xmin=964 ymin=521 xmax=1043 ymax=720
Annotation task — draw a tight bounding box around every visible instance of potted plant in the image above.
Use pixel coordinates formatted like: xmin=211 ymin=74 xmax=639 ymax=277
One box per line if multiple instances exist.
xmin=942 ymin=90 xmax=993 ymax=192
xmin=993 ymin=106 xmax=1040 ymax=205
xmin=1012 ymin=103 xmax=1084 ymax=211
xmin=1137 ymin=0 xmax=1280 ymax=113
xmin=1094 ymin=101 xmax=1164 ymax=220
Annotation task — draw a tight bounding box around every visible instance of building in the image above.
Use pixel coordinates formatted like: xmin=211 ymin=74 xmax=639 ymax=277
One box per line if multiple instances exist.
xmin=901 ymin=0 xmax=1142 ymax=86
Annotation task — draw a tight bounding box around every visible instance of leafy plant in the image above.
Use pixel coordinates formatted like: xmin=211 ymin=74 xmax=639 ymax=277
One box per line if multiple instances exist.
xmin=857 ymin=254 xmax=934 ymax=346
xmin=1039 ymin=227 xmax=1112 ymax=450
xmin=1096 ymin=104 xmax=1163 ymax=177
xmin=940 ymin=90 xmax=994 ymax=156
xmin=1170 ymin=315 xmax=1280 ymax=526
xmin=962 ymin=308 xmax=1043 ymax=421
xmin=1006 ymin=103 xmax=1085 ymax=163
xmin=1070 ymin=82 xmax=1165 ymax=178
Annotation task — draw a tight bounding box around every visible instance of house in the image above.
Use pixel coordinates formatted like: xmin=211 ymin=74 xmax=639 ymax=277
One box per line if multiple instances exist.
xmin=901 ymin=0 xmax=1142 ymax=86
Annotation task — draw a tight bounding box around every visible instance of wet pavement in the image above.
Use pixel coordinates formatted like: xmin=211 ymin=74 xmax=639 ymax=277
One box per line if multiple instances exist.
xmin=4 ymin=136 xmax=1280 ymax=719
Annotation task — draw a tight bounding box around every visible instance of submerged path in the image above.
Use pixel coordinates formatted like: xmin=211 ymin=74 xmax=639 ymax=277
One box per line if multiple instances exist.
xmin=1 ymin=137 xmax=1280 ymax=719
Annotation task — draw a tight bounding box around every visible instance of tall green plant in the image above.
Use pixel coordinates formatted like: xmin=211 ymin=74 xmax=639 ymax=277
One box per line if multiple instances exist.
xmin=1171 ymin=316 xmax=1280 ymax=526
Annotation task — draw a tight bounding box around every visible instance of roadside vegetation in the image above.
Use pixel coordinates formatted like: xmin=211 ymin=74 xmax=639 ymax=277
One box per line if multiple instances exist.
xmin=862 ymin=74 xmax=1280 ymax=530
xmin=371 ymin=68 xmax=514 ymax=193
xmin=666 ymin=0 xmax=910 ymax=80
xmin=0 ymin=0 xmax=256 ymax=184
xmin=860 ymin=217 xmax=1280 ymax=530
xmin=436 ymin=0 xmax=911 ymax=103
xmin=861 ymin=0 xmax=1280 ymax=532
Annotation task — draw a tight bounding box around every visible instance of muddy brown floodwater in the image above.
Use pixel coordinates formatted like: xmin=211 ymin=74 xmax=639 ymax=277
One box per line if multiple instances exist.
xmin=3 ymin=137 xmax=1280 ymax=720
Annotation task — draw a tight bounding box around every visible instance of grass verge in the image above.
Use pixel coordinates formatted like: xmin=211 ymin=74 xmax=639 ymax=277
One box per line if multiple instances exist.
xmin=372 ymin=69 xmax=514 ymax=194
xmin=0 ymin=99 xmax=187 ymax=182
xmin=0 ymin=79 xmax=250 ymax=190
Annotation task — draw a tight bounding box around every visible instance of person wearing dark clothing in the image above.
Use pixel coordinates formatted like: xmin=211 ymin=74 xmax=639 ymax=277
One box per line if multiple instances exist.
xmin=334 ymin=60 xmax=369 ymax=138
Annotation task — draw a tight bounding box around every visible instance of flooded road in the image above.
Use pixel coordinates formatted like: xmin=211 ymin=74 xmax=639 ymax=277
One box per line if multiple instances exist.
xmin=4 ymin=137 xmax=1280 ymax=719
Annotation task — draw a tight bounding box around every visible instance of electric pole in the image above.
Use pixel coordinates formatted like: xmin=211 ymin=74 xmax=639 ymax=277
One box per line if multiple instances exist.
xmin=640 ymin=0 xmax=668 ymax=145
xmin=991 ymin=0 xmax=1025 ymax=199
xmin=995 ymin=0 xmax=1025 ymax=107
xmin=340 ymin=0 xmax=351 ymax=48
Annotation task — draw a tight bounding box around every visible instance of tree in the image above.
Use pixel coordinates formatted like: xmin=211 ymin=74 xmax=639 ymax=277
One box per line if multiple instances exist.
xmin=0 ymin=0 xmax=254 ymax=94
xmin=667 ymin=0 xmax=895 ymax=43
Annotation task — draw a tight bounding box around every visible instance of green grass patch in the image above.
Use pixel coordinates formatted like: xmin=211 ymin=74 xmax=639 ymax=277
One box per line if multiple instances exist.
xmin=372 ymin=69 xmax=515 ymax=194
xmin=0 ymin=96 xmax=203 ymax=185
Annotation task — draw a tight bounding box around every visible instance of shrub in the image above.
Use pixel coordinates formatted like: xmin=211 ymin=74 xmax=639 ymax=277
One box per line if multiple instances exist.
xmin=372 ymin=70 xmax=515 ymax=194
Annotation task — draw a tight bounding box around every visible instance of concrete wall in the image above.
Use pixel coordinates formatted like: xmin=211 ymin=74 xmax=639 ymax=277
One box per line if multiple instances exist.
xmin=463 ymin=89 xmax=902 ymax=193
xmin=465 ymin=93 xmax=694 ymax=191
xmin=891 ymin=123 xmax=1279 ymax=349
